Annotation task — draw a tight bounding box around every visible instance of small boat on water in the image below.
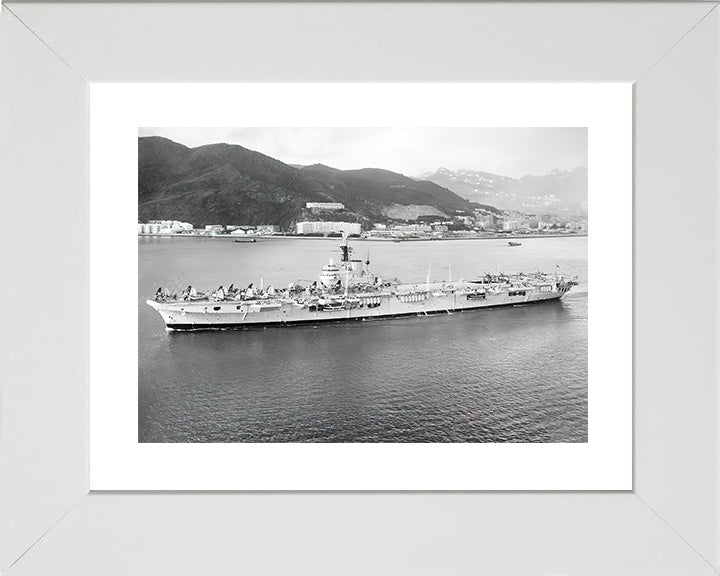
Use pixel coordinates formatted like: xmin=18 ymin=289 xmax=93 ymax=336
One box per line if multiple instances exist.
xmin=234 ymin=237 xmax=257 ymax=243
xmin=508 ymin=241 xmax=522 ymax=247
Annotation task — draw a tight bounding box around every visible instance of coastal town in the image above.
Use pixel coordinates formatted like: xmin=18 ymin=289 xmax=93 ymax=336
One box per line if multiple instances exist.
xmin=139 ymin=202 xmax=588 ymax=240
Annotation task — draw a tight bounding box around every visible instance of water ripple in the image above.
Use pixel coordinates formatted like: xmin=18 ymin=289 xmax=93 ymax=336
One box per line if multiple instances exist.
xmin=139 ymin=237 xmax=588 ymax=443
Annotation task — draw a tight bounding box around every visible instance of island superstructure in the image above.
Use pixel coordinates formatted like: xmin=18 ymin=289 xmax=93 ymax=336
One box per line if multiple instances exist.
xmin=147 ymin=237 xmax=576 ymax=330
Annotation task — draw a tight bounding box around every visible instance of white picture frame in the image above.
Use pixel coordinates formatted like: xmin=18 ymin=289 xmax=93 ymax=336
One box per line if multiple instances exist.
xmin=2 ymin=2 xmax=719 ymax=574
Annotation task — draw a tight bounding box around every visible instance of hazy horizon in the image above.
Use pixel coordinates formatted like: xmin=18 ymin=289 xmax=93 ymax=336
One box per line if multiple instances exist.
xmin=138 ymin=127 xmax=587 ymax=179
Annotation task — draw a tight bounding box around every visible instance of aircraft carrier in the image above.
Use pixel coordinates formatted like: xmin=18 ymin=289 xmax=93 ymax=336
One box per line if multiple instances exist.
xmin=147 ymin=237 xmax=575 ymax=330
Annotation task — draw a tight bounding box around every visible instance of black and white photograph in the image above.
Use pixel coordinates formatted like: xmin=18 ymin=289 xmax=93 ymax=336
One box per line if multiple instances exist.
xmin=138 ymin=127 xmax=588 ymax=444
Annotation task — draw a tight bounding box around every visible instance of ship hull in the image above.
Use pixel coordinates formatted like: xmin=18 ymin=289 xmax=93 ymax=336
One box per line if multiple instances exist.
xmin=147 ymin=284 xmax=569 ymax=331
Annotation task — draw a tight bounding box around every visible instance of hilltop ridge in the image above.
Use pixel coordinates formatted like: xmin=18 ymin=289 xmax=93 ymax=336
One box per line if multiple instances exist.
xmin=138 ymin=136 xmax=489 ymax=229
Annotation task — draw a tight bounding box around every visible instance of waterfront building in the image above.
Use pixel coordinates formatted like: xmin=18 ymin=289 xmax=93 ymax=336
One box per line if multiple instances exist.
xmin=204 ymin=225 xmax=224 ymax=235
xmin=139 ymin=220 xmax=193 ymax=234
xmin=391 ymin=223 xmax=432 ymax=233
xmin=296 ymin=221 xmax=361 ymax=235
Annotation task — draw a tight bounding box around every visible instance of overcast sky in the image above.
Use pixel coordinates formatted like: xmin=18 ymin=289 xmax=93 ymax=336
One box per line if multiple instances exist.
xmin=138 ymin=127 xmax=587 ymax=178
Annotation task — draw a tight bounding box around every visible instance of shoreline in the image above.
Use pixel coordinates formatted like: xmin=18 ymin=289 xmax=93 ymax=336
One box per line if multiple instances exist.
xmin=138 ymin=233 xmax=588 ymax=241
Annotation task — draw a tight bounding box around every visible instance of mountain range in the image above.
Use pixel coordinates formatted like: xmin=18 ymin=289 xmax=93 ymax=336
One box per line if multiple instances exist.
xmin=417 ymin=167 xmax=588 ymax=215
xmin=138 ymin=137 xmax=498 ymax=230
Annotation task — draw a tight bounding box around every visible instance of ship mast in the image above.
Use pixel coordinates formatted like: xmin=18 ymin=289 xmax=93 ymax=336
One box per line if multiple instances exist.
xmin=340 ymin=231 xmax=350 ymax=264
xmin=342 ymin=231 xmax=350 ymax=298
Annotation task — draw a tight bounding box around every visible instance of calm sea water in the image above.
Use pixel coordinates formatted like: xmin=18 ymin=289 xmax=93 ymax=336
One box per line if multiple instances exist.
xmin=139 ymin=236 xmax=588 ymax=443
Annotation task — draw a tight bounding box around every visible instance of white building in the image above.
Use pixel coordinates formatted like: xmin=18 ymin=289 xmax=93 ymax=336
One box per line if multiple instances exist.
xmin=204 ymin=225 xmax=223 ymax=235
xmin=170 ymin=221 xmax=193 ymax=232
xmin=296 ymin=221 xmax=361 ymax=235
xmin=306 ymin=202 xmax=345 ymax=210
xmin=139 ymin=220 xmax=193 ymax=234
